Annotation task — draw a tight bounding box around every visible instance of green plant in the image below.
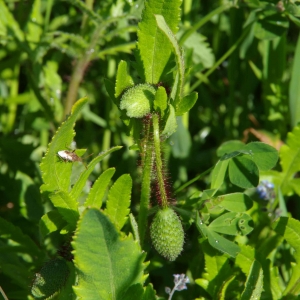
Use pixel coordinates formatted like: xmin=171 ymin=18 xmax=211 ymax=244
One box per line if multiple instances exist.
xmin=2 ymin=0 xmax=300 ymax=299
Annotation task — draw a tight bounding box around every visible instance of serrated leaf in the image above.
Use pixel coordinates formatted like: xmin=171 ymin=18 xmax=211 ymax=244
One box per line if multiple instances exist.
xmin=137 ymin=0 xmax=181 ymax=83
xmin=273 ymin=217 xmax=300 ymax=295
xmin=72 ymin=208 xmax=146 ymax=299
xmin=39 ymin=210 xmax=66 ymax=239
xmin=229 ymin=156 xmax=259 ymax=188
xmin=154 ymin=86 xmax=168 ymax=117
xmin=84 ymin=168 xmax=116 ymax=208
xmin=121 ymin=283 xmax=157 ymax=300
xmin=40 ymin=97 xmax=88 ymax=194
xmin=70 ymin=147 xmax=121 ymax=201
xmin=142 ymin=284 xmax=157 ymax=300
xmin=175 ymin=92 xmax=198 ymax=116
xmin=115 ymin=60 xmax=134 ymax=98
xmin=105 ymin=174 xmax=132 ymax=230
xmin=279 ymin=125 xmax=300 ymax=194
xmin=241 ymin=260 xmax=263 ymax=300
xmin=217 ymin=193 xmax=253 ymax=212
xmin=49 ymin=190 xmax=79 ymax=226
xmin=236 ymin=244 xmax=255 ymax=276
xmin=211 ymin=160 xmax=229 ymax=190
xmin=162 ymin=104 xmax=177 ymax=137
xmin=182 ymin=31 xmax=215 ymax=68
xmin=209 ymin=212 xmax=254 ymax=236
xmin=217 ymin=140 xmax=246 ymax=157
xmin=242 ymin=142 xmax=278 ymax=171
xmin=196 ymin=213 xmax=240 ymax=258
xmin=199 ymin=239 xmax=232 ymax=298
xmin=155 ymin=14 xmax=185 ymax=106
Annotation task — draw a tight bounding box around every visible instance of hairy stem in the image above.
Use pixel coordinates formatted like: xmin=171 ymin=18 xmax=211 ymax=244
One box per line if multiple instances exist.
xmin=138 ymin=118 xmax=153 ymax=246
xmin=153 ymin=114 xmax=168 ymax=208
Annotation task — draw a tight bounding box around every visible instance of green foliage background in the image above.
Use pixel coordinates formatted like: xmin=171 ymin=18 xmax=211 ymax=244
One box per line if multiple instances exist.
xmin=1 ymin=0 xmax=300 ymax=299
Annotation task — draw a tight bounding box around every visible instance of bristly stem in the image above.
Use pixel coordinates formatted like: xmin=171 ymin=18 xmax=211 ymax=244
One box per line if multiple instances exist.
xmin=138 ymin=117 xmax=153 ymax=246
xmin=153 ymin=114 xmax=169 ymax=208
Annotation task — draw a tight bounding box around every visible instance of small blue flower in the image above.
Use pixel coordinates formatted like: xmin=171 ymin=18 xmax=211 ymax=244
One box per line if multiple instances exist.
xmin=257 ymin=180 xmax=275 ymax=201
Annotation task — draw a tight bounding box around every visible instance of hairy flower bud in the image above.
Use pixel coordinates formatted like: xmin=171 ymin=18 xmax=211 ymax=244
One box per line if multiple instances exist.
xmin=150 ymin=207 xmax=184 ymax=261
xmin=120 ymin=83 xmax=156 ymax=118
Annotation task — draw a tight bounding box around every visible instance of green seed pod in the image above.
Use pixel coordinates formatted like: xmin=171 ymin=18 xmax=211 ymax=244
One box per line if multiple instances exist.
xmin=120 ymin=83 xmax=156 ymax=118
xmin=31 ymin=258 xmax=69 ymax=299
xmin=150 ymin=207 xmax=184 ymax=261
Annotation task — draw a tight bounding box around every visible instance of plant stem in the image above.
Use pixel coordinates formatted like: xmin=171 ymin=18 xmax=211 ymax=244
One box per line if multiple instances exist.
xmin=138 ymin=118 xmax=153 ymax=246
xmin=152 ymin=114 xmax=168 ymax=208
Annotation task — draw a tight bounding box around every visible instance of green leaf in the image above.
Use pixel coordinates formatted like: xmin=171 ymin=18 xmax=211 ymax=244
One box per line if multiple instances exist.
xmin=196 ymin=239 xmax=232 ymax=298
xmin=289 ymin=34 xmax=300 ymax=128
xmin=254 ymin=11 xmax=289 ymax=40
xmin=122 ymin=283 xmax=157 ymax=300
xmin=129 ymin=213 xmax=140 ymax=244
xmin=182 ymin=31 xmax=215 ymax=68
xmin=49 ymin=190 xmax=79 ymax=226
xmin=26 ymin=0 xmax=43 ymax=51
xmin=208 ymin=212 xmax=254 ymax=236
xmin=72 ymin=208 xmax=146 ymax=299
xmin=241 ymin=260 xmax=263 ymax=300
xmin=142 ymin=284 xmax=157 ymax=300
xmin=0 ymin=0 xmax=25 ymax=42
xmin=84 ymin=168 xmax=116 ymax=208
xmin=242 ymin=142 xmax=278 ymax=171
xmin=155 ymin=14 xmax=185 ymax=106
xmin=104 ymin=78 xmax=117 ymax=102
xmin=136 ymin=0 xmax=181 ymax=83
xmin=211 ymin=160 xmax=229 ymax=190
xmin=105 ymin=174 xmax=132 ymax=230
xmin=115 ymin=60 xmax=134 ymax=98
xmin=169 ymin=116 xmax=191 ymax=159
xmin=196 ymin=213 xmax=240 ymax=258
xmin=153 ymin=86 xmax=168 ymax=117
xmin=175 ymin=92 xmax=198 ymax=116
xmin=220 ymin=150 xmax=250 ymax=161
xmin=278 ymin=125 xmax=300 ymax=194
xmin=229 ymin=156 xmax=259 ymax=188
xmin=0 ymin=216 xmax=44 ymax=260
xmin=162 ymin=104 xmax=177 ymax=138
xmin=39 ymin=210 xmax=66 ymax=239
xmin=70 ymin=146 xmax=121 ymax=201
xmin=217 ymin=193 xmax=253 ymax=212
xmin=273 ymin=217 xmax=300 ymax=295
xmin=15 ymin=171 xmax=43 ymax=221
xmin=235 ymin=244 xmax=255 ymax=276
xmin=217 ymin=140 xmax=246 ymax=157
xmin=40 ymin=97 xmax=88 ymax=194
xmin=218 ymin=276 xmax=236 ymax=300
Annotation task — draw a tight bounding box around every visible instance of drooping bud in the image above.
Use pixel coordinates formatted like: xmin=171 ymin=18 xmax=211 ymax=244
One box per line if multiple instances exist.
xmin=120 ymin=84 xmax=156 ymax=118
xmin=150 ymin=207 xmax=184 ymax=261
